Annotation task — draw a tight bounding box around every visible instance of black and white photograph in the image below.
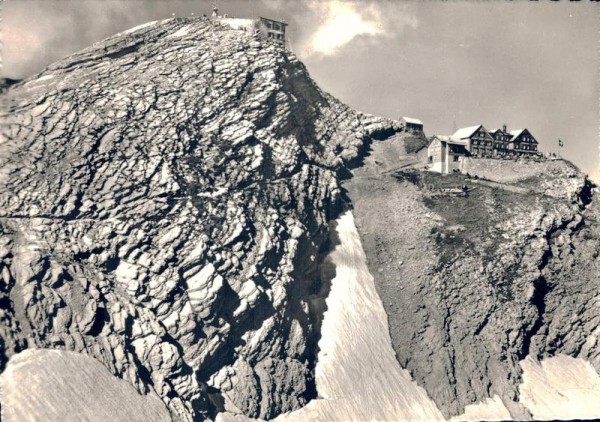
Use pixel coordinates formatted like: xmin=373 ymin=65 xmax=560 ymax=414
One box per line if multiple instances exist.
xmin=0 ymin=0 xmax=599 ymax=421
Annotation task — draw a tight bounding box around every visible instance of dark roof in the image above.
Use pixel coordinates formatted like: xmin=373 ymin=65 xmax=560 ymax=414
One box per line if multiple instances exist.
xmin=448 ymin=144 xmax=469 ymax=155
xmin=510 ymin=128 xmax=538 ymax=144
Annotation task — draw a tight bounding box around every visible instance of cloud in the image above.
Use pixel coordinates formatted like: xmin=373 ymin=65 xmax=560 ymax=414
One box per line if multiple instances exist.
xmin=1 ymin=1 xmax=210 ymax=78
xmin=302 ymin=1 xmax=418 ymax=57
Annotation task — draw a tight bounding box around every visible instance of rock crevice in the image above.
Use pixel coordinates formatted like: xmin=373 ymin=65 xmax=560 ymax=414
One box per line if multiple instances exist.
xmin=0 ymin=18 xmax=399 ymax=421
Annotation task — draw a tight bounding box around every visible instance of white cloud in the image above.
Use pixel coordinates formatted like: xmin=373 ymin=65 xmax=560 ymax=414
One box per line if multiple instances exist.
xmin=302 ymin=1 xmax=417 ymax=57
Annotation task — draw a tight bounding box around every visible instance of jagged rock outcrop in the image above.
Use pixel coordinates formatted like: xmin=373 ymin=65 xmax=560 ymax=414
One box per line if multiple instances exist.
xmin=346 ymin=143 xmax=600 ymax=419
xmin=1 ymin=15 xmax=599 ymax=422
xmin=0 ymin=18 xmax=399 ymax=421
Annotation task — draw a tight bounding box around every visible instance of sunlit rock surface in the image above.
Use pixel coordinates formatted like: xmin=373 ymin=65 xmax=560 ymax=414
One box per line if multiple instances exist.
xmin=0 ymin=17 xmax=398 ymax=421
xmin=1 ymin=16 xmax=599 ymax=422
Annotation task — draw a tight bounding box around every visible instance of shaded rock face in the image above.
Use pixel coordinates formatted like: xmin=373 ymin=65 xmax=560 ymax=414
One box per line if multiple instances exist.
xmin=346 ymin=147 xmax=600 ymax=419
xmin=0 ymin=18 xmax=398 ymax=421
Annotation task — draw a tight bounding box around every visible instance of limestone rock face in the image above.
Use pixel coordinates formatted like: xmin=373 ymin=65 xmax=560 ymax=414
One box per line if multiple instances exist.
xmin=0 ymin=18 xmax=398 ymax=421
xmin=2 ymin=16 xmax=599 ymax=422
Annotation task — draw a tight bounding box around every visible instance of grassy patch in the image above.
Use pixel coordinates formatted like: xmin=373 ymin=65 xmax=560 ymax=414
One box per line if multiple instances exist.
xmin=403 ymin=136 xmax=429 ymax=154
xmin=395 ymin=170 xmax=539 ymax=280
xmin=392 ymin=169 xmax=422 ymax=186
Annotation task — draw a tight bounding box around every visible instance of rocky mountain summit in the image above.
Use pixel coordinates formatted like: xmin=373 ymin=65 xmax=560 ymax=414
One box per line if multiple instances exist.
xmin=0 ymin=17 xmax=398 ymax=421
xmin=1 ymin=16 xmax=599 ymax=422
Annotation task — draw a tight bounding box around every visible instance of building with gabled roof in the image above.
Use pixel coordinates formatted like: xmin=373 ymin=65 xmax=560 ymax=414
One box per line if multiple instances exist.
xmin=489 ymin=124 xmax=512 ymax=155
xmin=509 ymin=128 xmax=539 ymax=155
xmin=427 ymin=135 xmax=470 ymax=174
xmin=401 ymin=116 xmax=424 ymax=133
xmin=452 ymin=124 xmax=494 ymax=157
xmin=432 ymin=123 xmax=542 ymax=166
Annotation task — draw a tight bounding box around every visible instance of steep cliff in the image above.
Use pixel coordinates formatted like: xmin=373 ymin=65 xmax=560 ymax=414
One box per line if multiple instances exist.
xmin=0 ymin=18 xmax=398 ymax=421
xmin=1 ymin=16 xmax=599 ymax=422
xmin=346 ymin=138 xmax=600 ymax=419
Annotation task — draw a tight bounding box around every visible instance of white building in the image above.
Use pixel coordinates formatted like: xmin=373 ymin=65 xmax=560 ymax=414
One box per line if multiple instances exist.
xmin=214 ymin=10 xmax=288 ymax=46
xmin=427 ymin=136 xmax=470 ymax=174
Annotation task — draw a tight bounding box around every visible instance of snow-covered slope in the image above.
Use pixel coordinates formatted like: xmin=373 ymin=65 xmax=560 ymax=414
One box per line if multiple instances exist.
xmin=3 ymin=211 xmax=599 ymax=421
xmin=276 ymin=211 xmax=443 ymax=421
xmin=519 ymin=355 xmax=600 ymax=420
xmin=0 ymin=348 xmax=171 ymax=421
xmin=218 ymin=211 xmax=600 ymax=422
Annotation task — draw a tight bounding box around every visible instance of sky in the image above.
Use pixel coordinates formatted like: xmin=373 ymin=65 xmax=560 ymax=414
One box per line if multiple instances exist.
xmin=2 ymin=0 xmax=599 ymax=180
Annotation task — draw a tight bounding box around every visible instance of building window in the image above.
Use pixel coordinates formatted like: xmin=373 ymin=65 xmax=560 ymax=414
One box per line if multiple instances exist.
xmin=453 ymin=155 xmax=459 ymax=162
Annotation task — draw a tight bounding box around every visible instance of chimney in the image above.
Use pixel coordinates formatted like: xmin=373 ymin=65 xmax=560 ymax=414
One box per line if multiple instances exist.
xmin=502 ymin=124 xmax=507 ymax=133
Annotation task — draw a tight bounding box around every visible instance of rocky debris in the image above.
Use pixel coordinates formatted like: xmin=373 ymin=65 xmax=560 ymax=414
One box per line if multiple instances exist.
xmin=0 ymin=18 xmax=399 ymax=421
xmin=346 ymin=143 xmax=600 ymax=419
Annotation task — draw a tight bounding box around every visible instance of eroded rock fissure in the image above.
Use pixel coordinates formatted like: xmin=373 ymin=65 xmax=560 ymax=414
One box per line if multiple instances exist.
xmin=0 ymin=17 xmax=401 ymax=422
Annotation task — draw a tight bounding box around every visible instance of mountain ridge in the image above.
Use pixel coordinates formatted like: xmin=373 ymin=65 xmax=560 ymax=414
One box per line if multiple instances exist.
xmin=1 ymin=17 xmax=599 ymax=422
xmin=0 ymin=17 xmax=400 ymax=421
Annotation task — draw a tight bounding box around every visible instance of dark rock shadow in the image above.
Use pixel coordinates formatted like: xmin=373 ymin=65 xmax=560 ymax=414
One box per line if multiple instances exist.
xmin=289 ymin=216 xmax=341 ymax=408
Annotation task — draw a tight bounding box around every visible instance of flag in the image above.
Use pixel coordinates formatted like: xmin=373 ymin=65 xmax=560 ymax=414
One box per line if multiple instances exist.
xmin=558 ymin=139 xmax=564 ymax=147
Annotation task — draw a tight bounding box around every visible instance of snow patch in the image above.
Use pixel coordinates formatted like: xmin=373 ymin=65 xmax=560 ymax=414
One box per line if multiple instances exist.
xmin=519 ymin=355 xmax=600 ymax=420
xmin=122 ymin=20 xmax=160 ymax=35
